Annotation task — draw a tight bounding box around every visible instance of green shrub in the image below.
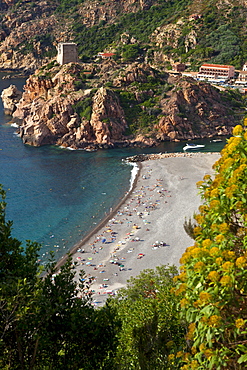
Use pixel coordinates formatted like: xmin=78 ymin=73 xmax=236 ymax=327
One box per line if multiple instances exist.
xmin=73 ymin=97 xmax=92 ymax=120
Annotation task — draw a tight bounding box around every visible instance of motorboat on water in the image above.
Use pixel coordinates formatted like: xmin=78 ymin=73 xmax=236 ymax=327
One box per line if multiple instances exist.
xmin=211 ymin=139 xmax=223 ymax=143
xmin=183 ymin=143 xmax=205 ymax=151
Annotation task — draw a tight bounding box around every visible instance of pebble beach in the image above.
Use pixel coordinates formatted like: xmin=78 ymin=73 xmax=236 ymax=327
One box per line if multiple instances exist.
xmin=67 ymin=152 xmax=220 ymax=306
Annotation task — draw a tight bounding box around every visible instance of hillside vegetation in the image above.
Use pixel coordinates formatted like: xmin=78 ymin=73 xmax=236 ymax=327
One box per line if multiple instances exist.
xmin=0 ymin=0 xmax=247 ymax=70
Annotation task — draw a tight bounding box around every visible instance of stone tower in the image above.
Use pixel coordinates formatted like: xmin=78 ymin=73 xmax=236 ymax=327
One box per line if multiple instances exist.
xmin=57 ymin=43 xmax=78 ymax=65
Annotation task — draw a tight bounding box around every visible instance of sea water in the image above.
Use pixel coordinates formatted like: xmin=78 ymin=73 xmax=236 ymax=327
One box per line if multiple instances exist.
xmin=0 ymin=75 xmax=226 ymax=263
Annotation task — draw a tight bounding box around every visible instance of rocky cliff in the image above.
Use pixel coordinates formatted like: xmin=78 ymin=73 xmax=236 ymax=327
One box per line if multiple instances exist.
xmin=7 ymin=61 xmax=241 ymax=149
xmin=12 ymin=62 xmax=128 ymax=148
xmin=156 ymin=76 xmax=236 ymax=141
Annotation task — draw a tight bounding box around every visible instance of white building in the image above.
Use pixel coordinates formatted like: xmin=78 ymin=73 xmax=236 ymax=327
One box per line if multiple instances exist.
xmin=242 ymin=62 xmax=247 ymax=71
xmin=236 ymin=71 xmax=247 ymax=84
xmin=57 ymin=43 xmax=78 ymax=65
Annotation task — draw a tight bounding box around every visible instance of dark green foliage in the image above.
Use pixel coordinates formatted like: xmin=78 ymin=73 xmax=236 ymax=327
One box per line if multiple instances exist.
xmin=3 ymin=0 xmax=247 ymax=69
xmin=122 ymin=44 xmax=141 ymax=62
xmin=118 ymin=91 xmax=142 ymax=135
xmin=73 ymin=0 xmax=191 ymax=59
xmin=109 ymin=265 xmax=186 ymax=369
xmin=0 ymin=185 xmax=120 ymax=369
xmin=55 ymin=0 xmax=85 ymax=13
xmin=221 ymin=88 xmax=246 ymax=110
xmin=183 ymin=217 xmax=197 ymax=239
xmin=206 ymin=25 xmax=240 ymax=65
xmin=19 ymin=33 xmax=57 ymax=58
xmin=73 ymin=97 xmax=92 ymax=120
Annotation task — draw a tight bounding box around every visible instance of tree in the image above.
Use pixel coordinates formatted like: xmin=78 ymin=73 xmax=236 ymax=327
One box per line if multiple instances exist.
xmin=0 ymin=185 xmax=119 ymax=369
xmin=175 ymin=123 xmax=247 ymax=369
xmin=109 ymin=265 xmax=185 ymax=369
xmin=122 ymin=44 xmax=141 ymax=62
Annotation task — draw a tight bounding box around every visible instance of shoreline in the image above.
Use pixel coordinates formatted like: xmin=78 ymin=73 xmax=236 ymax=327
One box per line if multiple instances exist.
xmin=55 ymin=162 xmax=142 ymax=271
xmin=56 ymin=151 xmax=221 ymax=306
xmin=55 ymin=151 xmax=217 ymax=272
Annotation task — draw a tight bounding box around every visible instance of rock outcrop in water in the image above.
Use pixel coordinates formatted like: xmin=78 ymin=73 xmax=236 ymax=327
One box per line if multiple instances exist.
xmin=1 ymin=84 xmax=22 ymax=115
xmin=9 ymin=61 xmax=240 ymax=149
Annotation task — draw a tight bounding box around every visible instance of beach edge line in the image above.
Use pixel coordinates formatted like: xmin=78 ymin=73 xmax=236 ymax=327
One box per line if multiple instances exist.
xmin=54 ymin=162 xmax=142 ymax=271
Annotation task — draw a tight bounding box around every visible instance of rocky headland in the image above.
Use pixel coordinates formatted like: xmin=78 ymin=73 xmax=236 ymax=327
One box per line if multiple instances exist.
xmin=2 ymin=61 xmax=241 ymax=149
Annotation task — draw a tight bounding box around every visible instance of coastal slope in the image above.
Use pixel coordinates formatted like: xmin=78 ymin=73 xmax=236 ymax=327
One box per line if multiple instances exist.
xmin=9 ymin=62 xmax=239 ymax=149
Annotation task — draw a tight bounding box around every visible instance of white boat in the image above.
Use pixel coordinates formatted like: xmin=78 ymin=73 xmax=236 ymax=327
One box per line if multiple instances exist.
xmin=183 ymin=143 xmax=205 ymax=151
xmin=211 ymin=139 xmax=222 ymax=143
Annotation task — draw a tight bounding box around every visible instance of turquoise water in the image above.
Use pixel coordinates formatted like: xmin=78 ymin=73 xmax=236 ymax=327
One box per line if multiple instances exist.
xmin=0 ymin=76 xmax=226 ymax=263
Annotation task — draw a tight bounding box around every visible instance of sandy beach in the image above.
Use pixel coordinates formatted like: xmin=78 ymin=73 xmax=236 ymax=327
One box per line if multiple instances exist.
xmin=70 ymin=152 xmax=220 ymax=306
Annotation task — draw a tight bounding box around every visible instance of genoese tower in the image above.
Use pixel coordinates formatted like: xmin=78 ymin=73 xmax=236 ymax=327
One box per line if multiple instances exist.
xmin=57 ymin=43 xmax=78 ymax=65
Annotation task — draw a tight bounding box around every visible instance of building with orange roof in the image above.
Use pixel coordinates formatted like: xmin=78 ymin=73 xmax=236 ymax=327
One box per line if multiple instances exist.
xmin=197 ymin=63 xmax=235 ymax=80
xmin=97 ymin=52 xmax=115 ymax=59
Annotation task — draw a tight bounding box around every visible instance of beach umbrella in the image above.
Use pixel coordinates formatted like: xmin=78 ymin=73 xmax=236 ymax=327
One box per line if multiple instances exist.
xmin=102 ymin=238 xmax=106 ymax=243
xmin=88 ymin=257 xmax=92 ymax=260
xmin=120 ymin=264 xmax=125 ymax=268
xmin=86 ymin=262 xmax=91 ymax=265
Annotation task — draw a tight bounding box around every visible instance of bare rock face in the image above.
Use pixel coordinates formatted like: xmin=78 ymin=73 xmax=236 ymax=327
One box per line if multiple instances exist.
xmin=0 ymin=14 xmax=59 ymax=71
xmin=151 ymin=18 xmax=198 ymax=63
xmin=13 ymin=64 xmax=128 ymax=148
xmin=156 ymin=77 xmax=235 ymax=141
xmin=1 ymin=84 xmax=22 ymax=115
xmin=79 ymin=0 xmax=156 ymax=27
xmin=90 ymin=87 xmax=127 ymax=144
xmin=113 ymin=63 xmax=157 ymax=87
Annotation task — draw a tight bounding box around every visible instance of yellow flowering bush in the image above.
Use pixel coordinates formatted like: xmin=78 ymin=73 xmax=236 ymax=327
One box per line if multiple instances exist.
xmin=210 ymin=188 xmax=219 ymax=198
xmin=209 ymin=247 xmax=220 ymax=256
xmin=194 ymin=261 xmax=205 ymax=271
xmin=208 ymin=315 xmax=222 ymax=327
xmin=235 ymin=319 xmax=245 ymax=329
xmin=232 ymin=124 xmax=243 ymax=136
xmin=199 ymin=291 xmax=211 ymax=304
xmin=193 ymin=226 xmax=202 ymax=236
xmin=215 ymin=257 xmax=223 ymax=265
xmin=175 ymin=124 xmax=247 ymax=369
xmin=220 ymin=275 xmax=232 ymax=286
xmin=215 ymin=234 xmax=224 ymax=243
xmin=222 ymin=261 xmax=234 ymax=271
xmin=236 ymin=256 xmax=246 ymax=268
xmin=207 ymin=271 xmax=220 ymax=282
xmin=202 ymin=238 xmax=212 ymax=249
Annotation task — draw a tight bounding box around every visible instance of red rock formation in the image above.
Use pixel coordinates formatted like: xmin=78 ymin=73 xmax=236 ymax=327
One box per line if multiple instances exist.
xmin=156 ymin=77 xmax=235 ymax=140
xmin=90 ymin=87 xmax=127 ymax=144
xmin=9 ymin=63 xmax=238 ymax=149
xmin=13 ymin=64 xmax=128 ymax=148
